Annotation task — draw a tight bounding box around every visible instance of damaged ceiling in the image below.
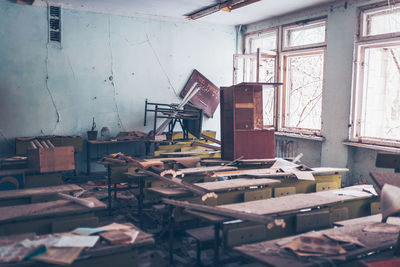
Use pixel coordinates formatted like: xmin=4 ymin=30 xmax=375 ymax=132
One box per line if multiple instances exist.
xmin=19 ymin=0 xmax=336 ymax=25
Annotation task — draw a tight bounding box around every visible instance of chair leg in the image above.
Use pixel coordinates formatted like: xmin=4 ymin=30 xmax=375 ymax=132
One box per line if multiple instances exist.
xmin=196 ymin=240 xmax=201 ymax=266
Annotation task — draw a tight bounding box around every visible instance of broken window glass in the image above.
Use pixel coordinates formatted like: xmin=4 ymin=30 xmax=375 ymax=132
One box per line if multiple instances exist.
xmin=284 ymin=52 xmax=324 ymax=131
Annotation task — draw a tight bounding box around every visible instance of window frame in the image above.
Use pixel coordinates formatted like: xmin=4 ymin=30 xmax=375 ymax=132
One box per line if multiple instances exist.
xmin=282 ymin=18 xmax=327 ymax=51
xmin=357 ymin=1 xmax=400 ymax=42
xmin=240 ymin=17 xmax=327 ymax=136
xmin=279 ymin=48 xmax=326 ymax=135
xmin=243 ymin=28 xmax=279 ymax=54
xmin=350 ymin=2 xmax=400 ymax=148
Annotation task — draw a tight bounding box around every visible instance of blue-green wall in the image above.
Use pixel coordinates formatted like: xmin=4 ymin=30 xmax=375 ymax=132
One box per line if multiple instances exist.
xmin=0 ymin=1 xmax=236 ymax=156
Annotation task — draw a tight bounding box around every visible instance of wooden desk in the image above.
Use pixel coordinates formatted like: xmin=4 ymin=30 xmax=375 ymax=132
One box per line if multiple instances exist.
xmin=181 ymin=185 xmax=377 ymax=248
xmin=234 ymin=221 xmax=398 ymax=267
xmin=0 ymin=184 xmax=83 ymax=207
xmin=0 ymin=198 xmax=106 ymax=236
xmin=0 ymin=224 xmax=154 ymax=267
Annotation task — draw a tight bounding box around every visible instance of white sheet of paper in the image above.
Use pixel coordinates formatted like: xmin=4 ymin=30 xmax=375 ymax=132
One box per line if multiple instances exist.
xmin=53 ymin=236 xmax=99 ymax=248
xmin=271 ymin=158 xmax=299 ymax=169
xmin=331 ymin=189 xmax=372 ymax=197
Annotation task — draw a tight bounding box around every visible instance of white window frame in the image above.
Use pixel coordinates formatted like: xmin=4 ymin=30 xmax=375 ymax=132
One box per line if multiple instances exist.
xmin=282 ymin=18 xmax=327 ymax=51
xmin=243 ymin=28 xmax=278 ymax=54
xmin=240 ymin=18 xmax=327 ymax=136
xmin=350 ymin=3 xmax=400 ymax=147
xmin=279 ymin=48 xmax=326 ymax=135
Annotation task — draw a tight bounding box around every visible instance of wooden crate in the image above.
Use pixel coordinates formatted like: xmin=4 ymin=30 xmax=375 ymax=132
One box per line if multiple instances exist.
xmin=28 ymin=146 xmax=75 ymax=173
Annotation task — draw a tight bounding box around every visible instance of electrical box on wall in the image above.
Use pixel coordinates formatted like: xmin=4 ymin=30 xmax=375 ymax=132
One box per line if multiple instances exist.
xmin=48 ymin=5 xmax=61 ymax=43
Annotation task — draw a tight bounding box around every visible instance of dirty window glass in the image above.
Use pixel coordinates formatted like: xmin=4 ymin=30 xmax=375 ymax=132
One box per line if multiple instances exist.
xmin=284 ymin=21 xmax=326 ymax=48
xmin=284 ymin=52 xmax=324 ymax=130
xmin=246 ymin=30 xmax=277 ymax=53
xmin=360 ymin=45 xmax=400 ymax=140
xmin=363 ymin=6 xmax=400 ymax=36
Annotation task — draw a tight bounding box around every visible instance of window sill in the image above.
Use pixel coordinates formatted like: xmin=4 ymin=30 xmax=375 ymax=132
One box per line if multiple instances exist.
xmin=275 ymin=131 xmax=325 ymax=142
xmin=342 ymin=141 xmax=400 ymax=153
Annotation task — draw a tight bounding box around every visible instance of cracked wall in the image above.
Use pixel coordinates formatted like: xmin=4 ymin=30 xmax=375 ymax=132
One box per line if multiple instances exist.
xmin=0 ymin=1 xmax=236 ymax=157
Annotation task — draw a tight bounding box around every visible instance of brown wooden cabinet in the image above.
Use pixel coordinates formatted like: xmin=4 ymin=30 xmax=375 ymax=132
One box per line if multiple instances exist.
xmin=220 ymin=82 xmax=281 ymax=160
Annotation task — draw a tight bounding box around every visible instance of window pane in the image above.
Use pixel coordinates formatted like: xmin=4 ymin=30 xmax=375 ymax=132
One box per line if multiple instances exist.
xmin=263 ymin=87 xmax=274 ymax=126
xmin=364 ymin=7 xmax=400 ymax=36
xmin=284 ymin=22 xmax=325 ymax=48
xmin=284 ymin=53 xmax=323 ymax=130
xmin=360 ymin=45 xmax=400 ymax=140
xmin=246 ymin=31 xmax=277 ymax=53
xmin=244 ymin=57 xmax=275 ymax=83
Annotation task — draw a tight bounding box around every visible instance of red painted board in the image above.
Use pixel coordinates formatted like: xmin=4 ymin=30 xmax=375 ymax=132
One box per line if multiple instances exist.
xmin=180 ymin=69 xmax=219 ymax=118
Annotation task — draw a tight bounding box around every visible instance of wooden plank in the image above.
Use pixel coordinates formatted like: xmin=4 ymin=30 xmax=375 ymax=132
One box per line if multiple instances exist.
xmin=234 ymin=221 xmax=398 ymax=267
xmin=370 ymin=171 xmax=400 ymax=190
xmin=194 ymin=178 xmax=280 ymax=191
xmin=162 ymin=198 xmax=275 ymax=224
xmin=185 ymin=209 xmax=226 ymax=222
xmin=219 ymin=185 xmax=375 ymax=216
xmin=147 ymin=187 xmax=191 ymax=197
xmin=149 ymin=178 xmax=279 ymax=196
xmin=334 ymin=214 xmax=400 ymax=227
xmin=159 ymin=149 xmax=219 ymax=157
xmin=140 ymin=169 xmax=209 ymax=196
xmin=0 ymin=198 xmax=106 ymax=224
xmin=213 ymin=168 xmax=280 ymax=177
xmin=176 ymin=166 xmax=238 ymax=175
xmin=0 ymin=184 xmax=82 ymax=200
xmin=214 ymin=167 xmax=349 ymax=178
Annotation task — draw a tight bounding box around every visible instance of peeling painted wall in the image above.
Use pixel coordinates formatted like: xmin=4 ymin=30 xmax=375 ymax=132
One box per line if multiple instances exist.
xmin=0 ymin=2 xmax=236 ymax=159
xmin=244 ymin=0 xmax=395 ymax=184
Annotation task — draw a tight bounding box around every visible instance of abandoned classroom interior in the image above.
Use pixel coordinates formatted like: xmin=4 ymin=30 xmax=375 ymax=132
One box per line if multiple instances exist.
xmin=1 ymin=0 xmax=400 ymax=266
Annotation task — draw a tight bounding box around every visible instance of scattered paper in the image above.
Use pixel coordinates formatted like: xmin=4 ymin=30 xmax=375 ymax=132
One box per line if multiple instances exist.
xmin=363 ymin=222 xmax=400 ymax=234
xmin=280 ymin=233 xmax=346 ymax=257
xmin=72 ymin=227 xmax=107 ymax=236
xmin=20 ymin=236 xmax=61 ymax=248
xmin=0 ymin=244 xmax=45 ymax=263
xmin=324 ymin=233 xmax=365 ymax=247
xmin=97 ymin=222 xmax=134 ymax=232
xmin=271 ymin=158 xmax=299 ymax=169
xmin=123 ymin=230 xmax=139 ymax=244
xmin=33 ymin=247 xmax=83 ymax=265
xmin=54 ymin=235 xmax=99 ymax=248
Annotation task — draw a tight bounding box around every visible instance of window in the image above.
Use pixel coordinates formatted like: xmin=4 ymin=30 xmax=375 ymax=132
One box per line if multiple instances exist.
xmin=283 ymin=21 xmax=326 ymax=49
xmin=282 ymin=51 xmax=324 ymax=131
xmin=237 ymin=19 xmax=326 ymax=134
xmin=280 ymin=20 xmax=326 ymax=134
xmin=351 ymin=3 xmax=400 ymax=147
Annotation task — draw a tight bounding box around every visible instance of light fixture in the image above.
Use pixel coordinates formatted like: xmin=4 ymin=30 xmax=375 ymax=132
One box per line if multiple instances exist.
xmin=187 ymin=0 xmax=261 ymax=20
